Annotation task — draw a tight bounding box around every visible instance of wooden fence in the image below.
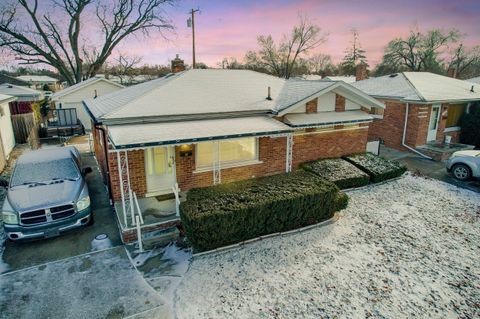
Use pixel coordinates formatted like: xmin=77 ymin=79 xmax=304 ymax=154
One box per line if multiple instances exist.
xmin=11 ymin=113 xmax=40 ymax=148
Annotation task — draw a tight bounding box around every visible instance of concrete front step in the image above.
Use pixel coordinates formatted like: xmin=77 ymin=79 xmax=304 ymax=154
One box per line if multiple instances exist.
xmin=142 ymin=227 xmax=180 ymax=250
xmin=416 ymin=142 xmax=475 ymax=161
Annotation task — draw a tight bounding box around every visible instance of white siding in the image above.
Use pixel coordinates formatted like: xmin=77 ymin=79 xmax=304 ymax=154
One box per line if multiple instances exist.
xmin=0 ymin=101 xmax=15 ymax=157
xmin=317 ymin=92 xmax=335 ymax=112
xmin=345 ymin=99 xmax=361 ymax=110
xmin=288 ymin=104 xmax=306 ymax=114
xmin=56 ymin=80 xmax=122 ymax=130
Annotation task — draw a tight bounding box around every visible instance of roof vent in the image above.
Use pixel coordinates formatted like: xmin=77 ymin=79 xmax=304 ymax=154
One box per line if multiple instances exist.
xmin=471 ymin=85 xmax=475 ymax=93
xmin=266 ymin=86 xmax=272 ymax=100
xmin=389 ymin=73 xmax=398 ymax=78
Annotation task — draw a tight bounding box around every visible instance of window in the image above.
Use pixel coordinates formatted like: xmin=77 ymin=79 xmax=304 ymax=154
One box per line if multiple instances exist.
xmin=196 ymin=138 xmax=258 ymax=170
xmin=446 ymin=104 xmax=466 ymax=128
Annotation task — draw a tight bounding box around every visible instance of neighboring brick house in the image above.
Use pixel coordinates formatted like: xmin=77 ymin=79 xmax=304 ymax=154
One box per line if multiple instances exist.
xmin=83 ymin=61 xmax=384 ymax=242
xmin=353 ymin=72 xmax=480 ymax=154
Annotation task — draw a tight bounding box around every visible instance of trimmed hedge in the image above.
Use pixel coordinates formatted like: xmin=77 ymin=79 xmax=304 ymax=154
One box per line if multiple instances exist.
xmin=343 ymin=153 xmax=407 ymax=183
xmin=302 ymin=158 xmax=370 ymax=189
xmin=180 ymin=171 xmax=347 ymax=252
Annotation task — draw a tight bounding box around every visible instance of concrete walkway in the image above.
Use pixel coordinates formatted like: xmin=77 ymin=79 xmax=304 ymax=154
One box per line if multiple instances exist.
xmin=379 ymin=145 xmax=480 ymax=193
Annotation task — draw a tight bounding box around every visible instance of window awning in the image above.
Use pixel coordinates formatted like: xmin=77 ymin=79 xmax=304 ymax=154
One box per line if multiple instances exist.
xmin=108 ymin=116 xmax=293 ymax=149
xmin=284 ymin=110 xmax=373 ymax=128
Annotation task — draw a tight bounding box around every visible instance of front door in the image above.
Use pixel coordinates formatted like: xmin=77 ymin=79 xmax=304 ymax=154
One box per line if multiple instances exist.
xmin=145 ymin=146 xmax=176 ymax=195
xmin=427 ymin=105 xmax=441 ymax=142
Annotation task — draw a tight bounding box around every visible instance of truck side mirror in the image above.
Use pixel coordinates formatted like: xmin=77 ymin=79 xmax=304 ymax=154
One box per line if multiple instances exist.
xmin=0 ymin=178 xmax=8 ymax=188
xmin=82 ymin=167 xmax=93 ymax=176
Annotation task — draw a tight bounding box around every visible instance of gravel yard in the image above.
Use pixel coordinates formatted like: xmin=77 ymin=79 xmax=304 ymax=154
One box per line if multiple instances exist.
xmin=174 ymin=174 xmax=480 ymax=318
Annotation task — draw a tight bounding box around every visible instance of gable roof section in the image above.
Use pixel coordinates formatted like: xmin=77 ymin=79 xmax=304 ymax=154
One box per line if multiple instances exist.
xmin=0 ymin=83 xmax=44 ymax=98
xmin=353 ymin=72 xmax=480 ymax=103
xmin=0 ymin=74 xmax=29 ymax=86
xmin=51 ymin=77 xmax=124 ymax=100
xmin=16 ymin=75 xmax=59 ymax=83
xmin=84 ymin=69 xmax=384 ymax=124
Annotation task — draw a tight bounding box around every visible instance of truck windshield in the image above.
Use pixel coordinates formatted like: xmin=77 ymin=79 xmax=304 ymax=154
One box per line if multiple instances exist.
xmin=11 ymin=158 xmax=80 ymax=187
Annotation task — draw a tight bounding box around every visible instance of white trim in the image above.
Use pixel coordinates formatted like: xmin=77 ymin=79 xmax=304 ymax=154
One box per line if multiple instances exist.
xmin=444 ymin=126 xmax=461 ymax=133
xmin=293 ymin=125 xmax=369 ymax=136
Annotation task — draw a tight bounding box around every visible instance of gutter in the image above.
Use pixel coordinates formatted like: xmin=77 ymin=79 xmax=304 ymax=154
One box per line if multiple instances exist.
xmin=402 ymin=103 xmax=432 ymax=160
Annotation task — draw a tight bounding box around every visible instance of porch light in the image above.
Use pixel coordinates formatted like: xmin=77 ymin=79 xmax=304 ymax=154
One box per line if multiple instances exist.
xmin=179 ymin=144 xmax=193 ymax=157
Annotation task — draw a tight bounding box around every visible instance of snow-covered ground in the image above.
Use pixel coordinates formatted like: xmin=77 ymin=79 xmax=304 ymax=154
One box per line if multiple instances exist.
xmin=174 ymin=174 xmax=480 ymax=318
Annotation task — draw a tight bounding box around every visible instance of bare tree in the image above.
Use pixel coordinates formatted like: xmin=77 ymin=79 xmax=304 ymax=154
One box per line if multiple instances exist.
xmin=447 ymin=44 xmax=480 ymax=79
xmin=307 ymin=53 xmax=334 ymax=75
xmin=0 ymin=0 xmax=174 ymax=85
xmin=109 ymin=53 xmax=142 ymax=85
xmin=381 ymin=27 xmax=460 ymax=72
xmin=244 ymin=16 xmax=327 ymax=79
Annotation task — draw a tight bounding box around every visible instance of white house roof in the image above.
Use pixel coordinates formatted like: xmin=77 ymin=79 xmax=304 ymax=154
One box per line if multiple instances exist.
xmin=16 ymin=75 xmax=59 ymax=83
xmin=0 ymin=83 xmax=44 ymax=98
xmin=108 ymin=116 xmax=293 ymax=148
xmin=322 ymin=76 xmax=356 ymax=83
xmin=0 ymin=93 xmax=16 ymax=104
xmin=84 ymin=69 xmax=383 ymax=123
xmin=353 ymin=72 xmax=480 ymax=103
xmin=466 ymin=76 xmax=480 ymax=84
xmin=51 ymin=77 xmax=124 ymax=100
xmin=284 ymin=110 xmax=373 ymax=127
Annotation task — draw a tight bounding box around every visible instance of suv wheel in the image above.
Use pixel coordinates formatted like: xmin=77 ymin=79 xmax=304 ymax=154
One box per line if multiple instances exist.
xmin=452 ymin=164 xmax=472 ymax=181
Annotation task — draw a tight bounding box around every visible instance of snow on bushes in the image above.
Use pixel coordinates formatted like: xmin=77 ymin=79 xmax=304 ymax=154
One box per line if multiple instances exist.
xmin=180 ymin=171 xmax=348 ymax=252
xmin=344 ymin=153 xmax=406 ymax=183
xmin=302 ymin=158 xmax=370 ymax=189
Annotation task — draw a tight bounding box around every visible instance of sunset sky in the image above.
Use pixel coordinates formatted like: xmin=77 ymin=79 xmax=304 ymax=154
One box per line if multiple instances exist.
xmin=115 ymin=0 xmax=480 ymax=68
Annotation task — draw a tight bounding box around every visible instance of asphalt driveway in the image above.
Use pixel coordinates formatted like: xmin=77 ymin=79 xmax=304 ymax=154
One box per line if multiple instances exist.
xmin=1 ymin=138 xmax=121 ymax=272
xmin=379 ymin=145 xmax=480 ymax=193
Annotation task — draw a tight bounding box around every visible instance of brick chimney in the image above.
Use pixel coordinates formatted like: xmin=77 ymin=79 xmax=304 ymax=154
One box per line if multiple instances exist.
xmin=355 ymin=63 xmax=368 ymax=81
xmin=447 ymin=67 xmax=457 ymax=78
xmin=171 ymin=54 xmax=185 ymax=73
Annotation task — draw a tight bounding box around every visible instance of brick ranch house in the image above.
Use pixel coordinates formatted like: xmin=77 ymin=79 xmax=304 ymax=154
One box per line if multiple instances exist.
xmin=83 ymin=65 xmax=384 ymax=242
xmin=352 ymin=72 xmax=480 ymax=159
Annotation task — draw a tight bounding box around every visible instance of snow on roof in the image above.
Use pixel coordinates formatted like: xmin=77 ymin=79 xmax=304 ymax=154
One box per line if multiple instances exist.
xmin=16 ymin=75 xmax=59 ymax=83
xmin=108 ymin=116 xmax=293 ymax=148
xmin=0 ymin=83 xmax=44 ymax=97
xmin=84 ymin=69 xmax=383 ymax=123
xmin=0 ymin=93 xmax=16 ymax=104
xmin=322 ymin=76 xmax=356 ymax=83
xmin=353 ymin=72 xmax=480 ymax=102
xmin=466 ymin=76 xmax=480 ymax=84
xmin=85 ymin=70 xmax=286 ymax=120
xmin=284 ymin=110 xmax=373 ymax=127
xmin=51 ymin=77 xmax=123 ymax=100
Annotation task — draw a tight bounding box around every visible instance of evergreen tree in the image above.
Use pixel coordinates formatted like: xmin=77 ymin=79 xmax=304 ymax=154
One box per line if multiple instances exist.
xmin=341 ymin=29 xmax=367 ymax=75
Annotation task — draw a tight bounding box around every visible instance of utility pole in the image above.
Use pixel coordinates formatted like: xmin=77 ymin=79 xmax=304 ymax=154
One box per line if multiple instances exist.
xmin=187 ymin=8 xmax=200 ymax=69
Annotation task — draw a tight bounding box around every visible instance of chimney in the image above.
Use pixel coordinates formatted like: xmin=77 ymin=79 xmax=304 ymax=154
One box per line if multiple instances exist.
xmin=171 ymin=54 xmax=185 ymax=73
xmin=355 ymin=63 xmax=368 ymax=81
xmin=447 ymin=67 xmax=457 ymax=78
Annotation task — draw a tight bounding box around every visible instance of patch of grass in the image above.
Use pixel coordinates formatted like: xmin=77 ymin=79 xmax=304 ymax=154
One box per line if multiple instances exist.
xmin=302 ymin=158 xmax=370 ymax=189
xmin=343 ymin=153 xmax=407 ymax=183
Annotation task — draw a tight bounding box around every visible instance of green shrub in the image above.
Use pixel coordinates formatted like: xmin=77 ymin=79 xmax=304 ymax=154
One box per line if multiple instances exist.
xmin=180 ymin=171 xmax=346 ymax=252
xmin=302 ymin=158 xmax=370 ymax=189
xmin=343 ymin=153 xmax=406 ymax=183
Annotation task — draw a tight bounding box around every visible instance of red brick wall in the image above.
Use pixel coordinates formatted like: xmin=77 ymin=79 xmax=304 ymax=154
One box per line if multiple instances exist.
xmin=335 ymin=94 xmax=345 ymax=112
xmin=292 ymin=126 xmax=369 ymax=168
xmin=176 ymin=136 xmax=287 ymax=191
xmin=306 ymin=98 xmax=318 ymax=113
xmin=367 ymin=100 xmax=433 ymax=150
xmin=108 ymin=150 xmax=147 ymax=202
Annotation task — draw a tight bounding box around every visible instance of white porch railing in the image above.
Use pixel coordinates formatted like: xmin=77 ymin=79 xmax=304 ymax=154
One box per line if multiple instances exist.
xmin=286 ymin=133 xmax=293 ymax=173
xmin=172 ymin=183 xmax=181 ymax=217
xmin=212 ymin=141 xmax=221 ymax=185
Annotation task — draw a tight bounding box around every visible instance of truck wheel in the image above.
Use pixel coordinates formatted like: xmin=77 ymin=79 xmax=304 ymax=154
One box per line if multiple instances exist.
xmin=452 ymin=164 xmax=472 ymax=181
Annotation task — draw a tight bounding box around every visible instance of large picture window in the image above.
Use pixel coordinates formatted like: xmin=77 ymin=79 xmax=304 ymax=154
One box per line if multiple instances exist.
xmin=446 ymin=104 xmax=466 ymax=128
xmin=196 ymin=137 xmax=258 ymax=170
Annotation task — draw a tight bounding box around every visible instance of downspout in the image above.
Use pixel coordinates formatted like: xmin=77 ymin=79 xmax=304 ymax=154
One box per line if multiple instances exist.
xmin=402 ymin=103 xmax=432 ymax=160
xmin=94 ymin=123 xmax=114 ymax=202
